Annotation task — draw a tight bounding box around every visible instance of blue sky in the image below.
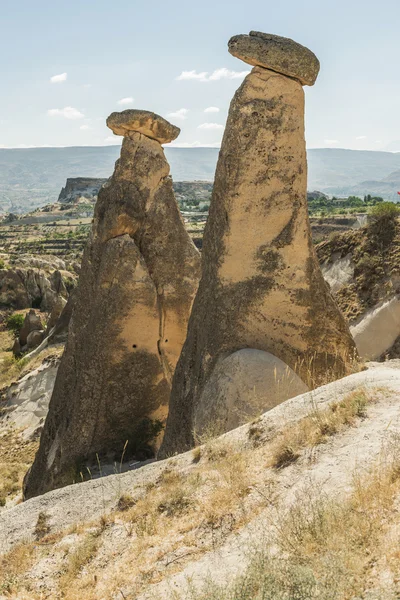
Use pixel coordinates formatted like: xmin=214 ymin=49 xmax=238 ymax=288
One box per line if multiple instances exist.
xmin=1 ymin=0 xmax=400 ymax=150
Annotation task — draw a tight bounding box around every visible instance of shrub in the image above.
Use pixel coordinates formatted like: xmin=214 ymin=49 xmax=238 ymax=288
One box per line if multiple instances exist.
xmin=0 ymin=259 xmax=5 ymax=269
xmin=368 ymin=201 xmax=400 ymax=244
xmin=6 ymin=313 xmax=24 ymax=336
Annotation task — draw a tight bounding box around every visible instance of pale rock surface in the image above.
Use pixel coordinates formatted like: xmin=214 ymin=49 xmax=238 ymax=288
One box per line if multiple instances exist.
xmin=228 ymin=31 xmax=320 ymax=86
xmin=351 ymin=296 xmax=400 ymax=360
xmin=321 ymin=253 xmax=354 ymax=293
xmin=160 ymin=58 xmax=356 ymax=457
xmin=193 ymin=349 xmax=309 ymax=438
xmin=24 ymin=115 xmax=200 ymax=499
xmin=2 ymin=360 xmax=59 ymax=440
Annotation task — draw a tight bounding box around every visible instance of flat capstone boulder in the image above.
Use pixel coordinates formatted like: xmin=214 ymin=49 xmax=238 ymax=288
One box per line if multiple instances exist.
xmin=106 ymin=109 xmax=180 ymax=144
xmin=228 ymin=30 xmax=320 ymax=86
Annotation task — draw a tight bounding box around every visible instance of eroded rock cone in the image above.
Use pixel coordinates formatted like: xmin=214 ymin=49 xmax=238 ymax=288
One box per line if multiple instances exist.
xmin=24 ymin=110 xmax=200 ymax=498
xmin=160 ymin=33 xmax=357 ymax=457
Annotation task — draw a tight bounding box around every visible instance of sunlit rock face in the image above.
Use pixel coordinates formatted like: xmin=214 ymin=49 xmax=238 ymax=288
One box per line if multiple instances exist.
xmin=160 ymin=33 xmax=356 ymax=458
xmin=24 ymin=111 xmax=200 ymax=499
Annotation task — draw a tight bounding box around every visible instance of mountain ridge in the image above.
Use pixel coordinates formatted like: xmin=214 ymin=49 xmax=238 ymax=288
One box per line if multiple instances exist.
xmin=2 ymin=146 xmax=400 ymax=212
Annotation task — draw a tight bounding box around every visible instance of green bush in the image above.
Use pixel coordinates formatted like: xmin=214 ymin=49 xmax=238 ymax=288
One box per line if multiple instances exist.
xmin=6 ymin=313 xmax=25 ymax=336
xmin=0 ymin=259 xmax=5 ymax=270
xmin=368 ymin=201 xmax=400 ymax=244
xmin=368 ymin=201 xmax=400 ymax=222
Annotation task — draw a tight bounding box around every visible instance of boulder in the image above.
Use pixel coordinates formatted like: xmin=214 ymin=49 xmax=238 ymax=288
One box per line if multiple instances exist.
xmin=0 ymin=270 xmax=29 ymax=308
xmin=193 ymin=349 xmax=309 ymax=438
xmin=106 ymin=109 xmax=180 ymax=143
xmin=24 ymin=111 xmax=200 ymax=499
xmin=19 ymin=310 xmax=44 ymax=346
xmin=350 ymin=297 xmax=400 ymax=360
xmin=228 ymin=31 xmax=320 ymax=86
xmin=160 ymin=35 xmax=356 ymax=458
xmin=45 ymin=296 xmax=67 ymax=335
xmin=12 ymin=337 xmax=22 ymax=357
xmin=26 ymin=329 xmax=45 ymax=349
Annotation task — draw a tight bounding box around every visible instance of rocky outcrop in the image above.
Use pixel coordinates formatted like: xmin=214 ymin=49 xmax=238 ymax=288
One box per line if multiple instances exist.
xmin=316 ymin=215 xmax=400 ymax=360
xmin=58 ymin=178 xmax=108 ymax=204
xmin=19 ymin=310 xmax=43 ymax=346
xmin=160 ymin=32 xmax=356 ymax=457
xmin=24 ymin=110 xmax=200 ymax=499
xmin=0 ymin=265 xmax=75 ymax=311
xmin=2 ymin=359 xmax=59 ymax=440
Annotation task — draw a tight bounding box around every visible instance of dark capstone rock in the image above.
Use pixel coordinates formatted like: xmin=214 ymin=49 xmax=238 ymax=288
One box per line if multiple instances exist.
xmin=228 ymin=31 xmax=320 ymax=86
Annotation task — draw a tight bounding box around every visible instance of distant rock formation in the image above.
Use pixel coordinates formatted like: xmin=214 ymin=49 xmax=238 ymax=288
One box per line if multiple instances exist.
xmin=160 ymin=32 xmax=357 ymax=457
xmin=317 ymin=214 xmax=400 ymax=360
xmin=0 ymin=264 xmax=75 ymax=311
xmin=57 ymin=178 xmax=107 ymax=204
xmin=24 ymin=110 xmax=200 ymax=499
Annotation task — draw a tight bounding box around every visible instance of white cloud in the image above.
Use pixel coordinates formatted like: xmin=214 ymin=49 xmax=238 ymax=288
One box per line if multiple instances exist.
xmin=176 ymin=68 xmax=249 ymax=83
xmin=167 ymin=108 xmax=189 ymax=120
xmin=198 ymin=122 xmax=223 ymax=130
xmin=324 ymin=139 xmax=339 ymax=145
xmin=117 ymin=97 xmax=134 ymax=105
xmin=176 ymin=70 xmax=209 ymax=82
xmin=356 ymin=135 xmax=367 ymax=140
xmin=50 ymin=72 xmax=67 ymax=83
xmin=80 ymin=125 xmax=90 ymax=130
xmin=47 ymin=107 xmax=84 ymax=120
xmin=208 ymin=68 xmax=249 ymax=80
xmin=204 ymin=106 xmax=220 ymax=113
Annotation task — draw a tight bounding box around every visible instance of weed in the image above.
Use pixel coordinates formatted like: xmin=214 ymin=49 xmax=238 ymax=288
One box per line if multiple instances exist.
xmin=34 ymin=511 xmax=51 ymax=540
xmin=117 ymin=493 xmax=136 ymax=512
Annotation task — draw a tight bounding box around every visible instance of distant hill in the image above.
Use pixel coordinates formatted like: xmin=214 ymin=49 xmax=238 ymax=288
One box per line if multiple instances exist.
xmin=1 ymin=146 xmax=400 ymax=213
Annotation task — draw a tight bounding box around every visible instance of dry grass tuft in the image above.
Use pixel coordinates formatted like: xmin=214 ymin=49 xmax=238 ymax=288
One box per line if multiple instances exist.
xmin=59 ymin=534 xmax=99 ymax=592
xmin=0 ymin=428 xmax=39 ymax=504
xmin=117 ymin=493 xmax=136 ymax=512
xmin=191 ymin=446 xmax=202 ymax=463
xmin=34 ymin=511 xmax=51 ymax=540
xmin=0 ymin=542 xmax=35 ymax=595
xmin=270 ymin=388 xmax=373 ymax=469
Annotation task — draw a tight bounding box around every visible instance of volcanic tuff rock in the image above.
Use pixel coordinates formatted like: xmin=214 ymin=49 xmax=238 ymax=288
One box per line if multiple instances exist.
xmin=57 ymin=177 xmax=107 ymax=204
xmin=24 ymin=110 xmax=200 ymax=499
xmin=160 ymin=36 xmax=356 ymax=457
xmin=107 ymin=109 xmax=181 ymax=144
xmin=193 ymin=349 xmax=309 ymax=438
xmin=0 ymin=265 xmax=75 ymax=311
xmin=228 ymin=31 xmax=320 ymax=86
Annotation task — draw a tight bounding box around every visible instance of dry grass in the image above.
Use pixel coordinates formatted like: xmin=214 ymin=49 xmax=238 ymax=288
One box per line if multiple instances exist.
xmin=59 ymin=534 xmax=99 ymax=597
xmin=185 ymin=434 xmax=400 ymax=600
xmin=270 ymin=388 xmax=373 ymax=469
xmin=0 ymin=428 xmax=39 ymax=505
xmin=34 ymin=511 xmax=51 ymax=540
xmin=0 ymin=542 xmax=35 ymax=596
xmin=0 ymin=385 xmax=389 ymax=599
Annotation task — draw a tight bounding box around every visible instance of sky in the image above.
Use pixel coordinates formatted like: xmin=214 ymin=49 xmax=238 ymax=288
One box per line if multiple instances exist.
xmin=1 ymin=0 xmax=400 ymax=151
